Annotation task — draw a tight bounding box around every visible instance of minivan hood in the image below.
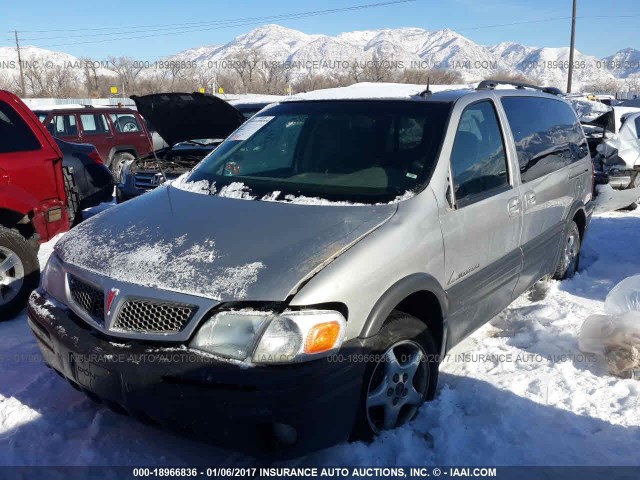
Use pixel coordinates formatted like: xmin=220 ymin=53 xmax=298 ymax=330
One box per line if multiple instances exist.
xmin=55 ymin=187 xmax=397 ymax=302
xmin=131 ymin=92 xmax=245 ymax=147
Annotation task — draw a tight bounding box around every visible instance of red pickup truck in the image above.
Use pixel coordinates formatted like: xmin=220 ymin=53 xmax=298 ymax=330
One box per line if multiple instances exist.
xmin=0 ymin=90 xmax=70 ymax=319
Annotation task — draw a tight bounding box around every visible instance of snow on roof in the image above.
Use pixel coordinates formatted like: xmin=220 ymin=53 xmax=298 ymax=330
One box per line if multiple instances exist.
xmin=285 ymin=82 xmax=473 ymax=101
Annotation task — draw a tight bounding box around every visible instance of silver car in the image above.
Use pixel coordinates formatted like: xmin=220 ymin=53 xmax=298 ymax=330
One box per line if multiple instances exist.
xmin=28 ymin=81 xmax=593 ymax=456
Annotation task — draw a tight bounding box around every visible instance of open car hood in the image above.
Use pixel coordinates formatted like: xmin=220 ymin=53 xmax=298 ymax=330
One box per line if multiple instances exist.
xmin=131 ymin=92 xmax=245 ymax=147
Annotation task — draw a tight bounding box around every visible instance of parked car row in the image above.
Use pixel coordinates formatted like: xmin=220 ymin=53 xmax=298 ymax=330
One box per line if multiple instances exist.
xmin=117 ymin=94 xmax=270 ymax=202
xmin=26 ymin=81 xmax=595 ymax=456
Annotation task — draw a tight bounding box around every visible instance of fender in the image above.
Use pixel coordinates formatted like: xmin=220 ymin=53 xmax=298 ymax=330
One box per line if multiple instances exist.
xmin=359 ymin=273 xmax=449 ymax=355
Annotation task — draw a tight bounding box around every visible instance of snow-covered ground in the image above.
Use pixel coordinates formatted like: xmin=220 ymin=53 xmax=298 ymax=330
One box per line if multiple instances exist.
xmin=1 ymin=203 xmax=639 ymax=466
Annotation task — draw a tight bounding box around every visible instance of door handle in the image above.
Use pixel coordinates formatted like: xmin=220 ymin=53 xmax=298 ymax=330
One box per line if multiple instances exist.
xmin=525 ymin=191 xmax=536 ymax=207
xmin=507 ymin=197 xmax=521 ymax=217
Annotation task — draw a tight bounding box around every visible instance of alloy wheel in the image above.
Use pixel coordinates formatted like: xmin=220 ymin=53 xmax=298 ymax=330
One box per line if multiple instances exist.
xmin=365 ymin=340 xmax=429 ymax=433
xmin=0 ymin=246 xmax=25 ymax=306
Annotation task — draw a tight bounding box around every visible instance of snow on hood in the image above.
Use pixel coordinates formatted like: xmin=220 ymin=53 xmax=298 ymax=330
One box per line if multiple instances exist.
xmin=567 ymin=97 xmax=612 ymax=124
xmin=131 ymin=92 xmax=245 ymax=147
xmin=55 ymin=185 xmax=397 ymax=301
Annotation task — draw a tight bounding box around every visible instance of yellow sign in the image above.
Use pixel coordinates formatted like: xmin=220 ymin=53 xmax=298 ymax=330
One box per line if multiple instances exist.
xmin=198 ymin=87 xmax=205 ymax=93
xmin=218 ymin=87 xmax=224 ymax=94
xmin=110 ymin=86 xmax=118 ymax=94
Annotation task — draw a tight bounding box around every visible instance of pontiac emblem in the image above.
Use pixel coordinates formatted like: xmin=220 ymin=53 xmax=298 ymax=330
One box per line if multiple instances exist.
xmin=106 ymin=288 xmax=120 ymax=316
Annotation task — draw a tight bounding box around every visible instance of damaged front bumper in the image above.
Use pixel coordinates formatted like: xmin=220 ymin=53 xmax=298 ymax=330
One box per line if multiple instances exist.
xmin=27 ymin=289 xmax=365 ymax=457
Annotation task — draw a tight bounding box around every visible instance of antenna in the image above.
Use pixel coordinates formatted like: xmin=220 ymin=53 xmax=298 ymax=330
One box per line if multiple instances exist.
xmin=419 ymin=77 xmax=432 ymax=97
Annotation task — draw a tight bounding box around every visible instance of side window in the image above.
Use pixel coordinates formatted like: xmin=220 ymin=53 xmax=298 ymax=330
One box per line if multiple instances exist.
xmin=80 ymin=114 xmax=110 ymax=135
xmin=110 ymin=113 xmax=141 ymax=133
xmin=51 ymin=114 xmax=78 ymax=137
xmin=635 ymin=117 xmax=640 ymax=140
xmin=0 ymin=101 xmax=41 ymax=153
xmin=450 ymin=101 xmax=509 ymax=206
xmin=501 ymin=97 xmax=587 ymax=183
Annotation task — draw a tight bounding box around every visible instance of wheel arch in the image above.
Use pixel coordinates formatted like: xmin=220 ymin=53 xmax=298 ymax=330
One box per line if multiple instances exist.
xmin=359 ymin=273 xmax=449 ymax=357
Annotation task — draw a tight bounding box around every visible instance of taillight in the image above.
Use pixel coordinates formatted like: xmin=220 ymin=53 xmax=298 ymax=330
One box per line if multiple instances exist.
xmin=88 ymin=150 xmax=103 ymax=164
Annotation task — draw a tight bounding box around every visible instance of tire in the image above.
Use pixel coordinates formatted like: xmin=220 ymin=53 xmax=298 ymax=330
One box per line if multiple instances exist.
xmin=110 ymin=152 xmax=134 ymax=184
xmin=352 ymin=311 xmax=439 ymax=440
xmin=0 ymin=227 xmax=40 ymax=320
xmin=63 ymin=166 xmax=81 ymax=226
xmin=553 ymin=220 xmax=581 ymax=280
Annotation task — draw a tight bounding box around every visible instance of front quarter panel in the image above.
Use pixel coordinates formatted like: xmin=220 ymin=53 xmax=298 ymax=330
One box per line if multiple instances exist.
xmin=289 ymin=190 xmax=445 ymax=341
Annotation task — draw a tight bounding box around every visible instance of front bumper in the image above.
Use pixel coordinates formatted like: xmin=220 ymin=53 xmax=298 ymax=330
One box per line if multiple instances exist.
xmin=27 ymin=289 xmax=365 ymax=457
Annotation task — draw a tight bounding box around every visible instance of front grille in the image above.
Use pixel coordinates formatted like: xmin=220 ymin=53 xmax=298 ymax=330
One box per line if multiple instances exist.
xmin=68 ymin=275 xmax=104 ymax=325
xmin=113 ymin=299 xmax=196 ymax=333
xmin=134 ymin=172 xmax=164 ymax=191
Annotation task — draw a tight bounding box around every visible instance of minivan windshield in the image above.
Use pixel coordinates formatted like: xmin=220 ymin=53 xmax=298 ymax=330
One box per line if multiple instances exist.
xmin=187 ymin=100 xmax=451 ymax=204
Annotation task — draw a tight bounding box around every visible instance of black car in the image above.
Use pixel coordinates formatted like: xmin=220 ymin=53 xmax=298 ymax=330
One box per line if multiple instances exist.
xmin=116 ymin=93 xmax=270 ymax=202
xmin=56 ymin=138 xmax=113 ymax=224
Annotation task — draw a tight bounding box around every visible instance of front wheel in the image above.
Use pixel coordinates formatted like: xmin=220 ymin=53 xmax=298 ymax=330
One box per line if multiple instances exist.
xmin=110 ymin=152 xmax=135 ymax=184
xmin=553 ymin=220 xmax=581 ymax=280
xmin=0 ymin=227 xmax=40 ymax=320
xmin=352 ymin=312 xmax=439 ymax=440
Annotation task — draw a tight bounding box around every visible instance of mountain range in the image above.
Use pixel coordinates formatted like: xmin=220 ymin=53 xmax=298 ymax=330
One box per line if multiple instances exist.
xmin=1 ymin=24 xmax=639 ymax=91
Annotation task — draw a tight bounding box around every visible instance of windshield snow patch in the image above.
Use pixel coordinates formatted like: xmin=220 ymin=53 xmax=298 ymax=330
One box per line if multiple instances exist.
xmin=56 ymin=225 xmax=265 ymax=300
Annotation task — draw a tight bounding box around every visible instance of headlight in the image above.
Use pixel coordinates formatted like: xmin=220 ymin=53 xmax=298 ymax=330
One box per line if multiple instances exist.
xmin=190 ymin=310 xmax=272 ymax=360
xmin=252 ymin=310 xmax=346 ymax=364
xmin=189 ymin=309 xmax=346 ymax=364
xmin=41 ymin=254 xmax=66 ymax=303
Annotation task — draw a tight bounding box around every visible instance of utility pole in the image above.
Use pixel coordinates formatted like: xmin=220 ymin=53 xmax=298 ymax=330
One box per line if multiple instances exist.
xmin=566 ymin=0 xmax=577 ymax=93
xmin=14 ymin=30 xmax=26 ymax=97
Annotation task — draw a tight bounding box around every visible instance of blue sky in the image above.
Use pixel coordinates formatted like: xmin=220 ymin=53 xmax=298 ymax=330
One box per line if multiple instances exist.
xmin=1 ymin=0 xmax=639 ymax=59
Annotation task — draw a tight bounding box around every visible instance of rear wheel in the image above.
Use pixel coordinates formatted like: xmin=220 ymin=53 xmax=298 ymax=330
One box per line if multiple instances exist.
xmin=0 ymin=227 xmax=40 ymax=320
xmin=553 ymin=220 xmax=581 ymax=280
xmin=352 ymin=312 xmax=439 ymax=440
xmin=110 ymin=152 xmax=134 ymax=184
xmin=63 ymin=166 xmax=81 ymax=226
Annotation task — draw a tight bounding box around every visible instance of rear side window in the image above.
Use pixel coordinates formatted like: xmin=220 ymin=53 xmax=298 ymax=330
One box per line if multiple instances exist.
xmin=635 ymin=117 xmax=640 ymax=139
xmin=80 ymin=114 xmax=110 ymax=134
xmin=0 ymin=101 xmax=40 ymax=153
xmin=110 ymin=113 xmax=141 ymax=133
xmin=49 ymin=114 xmax=78 ymax=137
xmin=501 ymin=97 xmax=587 ymax=183
xmin=450 ymin=101 xmax=509 ymax=206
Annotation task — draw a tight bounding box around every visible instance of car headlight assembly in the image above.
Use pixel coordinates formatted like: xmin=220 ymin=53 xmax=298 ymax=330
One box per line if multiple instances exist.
xmin=253 ymin=310 xmax=346 ymax=364
xmin=41 ymin=254 xmax=66 ymax=304
xmin=189 ymin=309 xmax=346 ymax=364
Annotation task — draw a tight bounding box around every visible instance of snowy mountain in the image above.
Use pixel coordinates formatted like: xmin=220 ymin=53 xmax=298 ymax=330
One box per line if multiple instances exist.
xmin=602 ymin=48 xmax=640 ymax=79
xmin=166 ymin=24 xmax=619 ymax=87
xmin=1 ymin=24 xmax=637 ymax=91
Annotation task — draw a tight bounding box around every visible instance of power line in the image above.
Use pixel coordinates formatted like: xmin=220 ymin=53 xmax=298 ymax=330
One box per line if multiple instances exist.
xmin=10 ymin=0 xmax=415 ymax=39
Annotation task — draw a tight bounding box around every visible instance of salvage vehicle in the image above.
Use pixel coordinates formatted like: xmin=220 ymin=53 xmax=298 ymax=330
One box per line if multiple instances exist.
xmin=116 ymin=94 xmax=270 ymax=202
xmin=29 ymin=81 xmax=593 ymax=456
xmin=0 ymin=90 xmax=70 ymax=319
xmin=573 ymin=97 xmax=640 ymax=209
xmin=35 ymin=106 xmax=153 ymax=183
xmin=55 ymin=138 xmax=114 ymax=224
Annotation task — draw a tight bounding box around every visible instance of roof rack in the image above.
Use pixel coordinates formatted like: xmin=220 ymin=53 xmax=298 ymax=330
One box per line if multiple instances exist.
xmin=476 ymin=80 xmax=564 ymax=96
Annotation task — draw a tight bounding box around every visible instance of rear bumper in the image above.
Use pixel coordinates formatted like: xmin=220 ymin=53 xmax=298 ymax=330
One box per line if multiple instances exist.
xmin=27 ymin=289 xmax=364 ymax=457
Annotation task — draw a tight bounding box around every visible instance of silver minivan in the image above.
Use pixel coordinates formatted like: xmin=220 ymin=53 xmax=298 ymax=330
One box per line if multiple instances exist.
xmin=28 ymin=81 xmax=593 ymax=456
